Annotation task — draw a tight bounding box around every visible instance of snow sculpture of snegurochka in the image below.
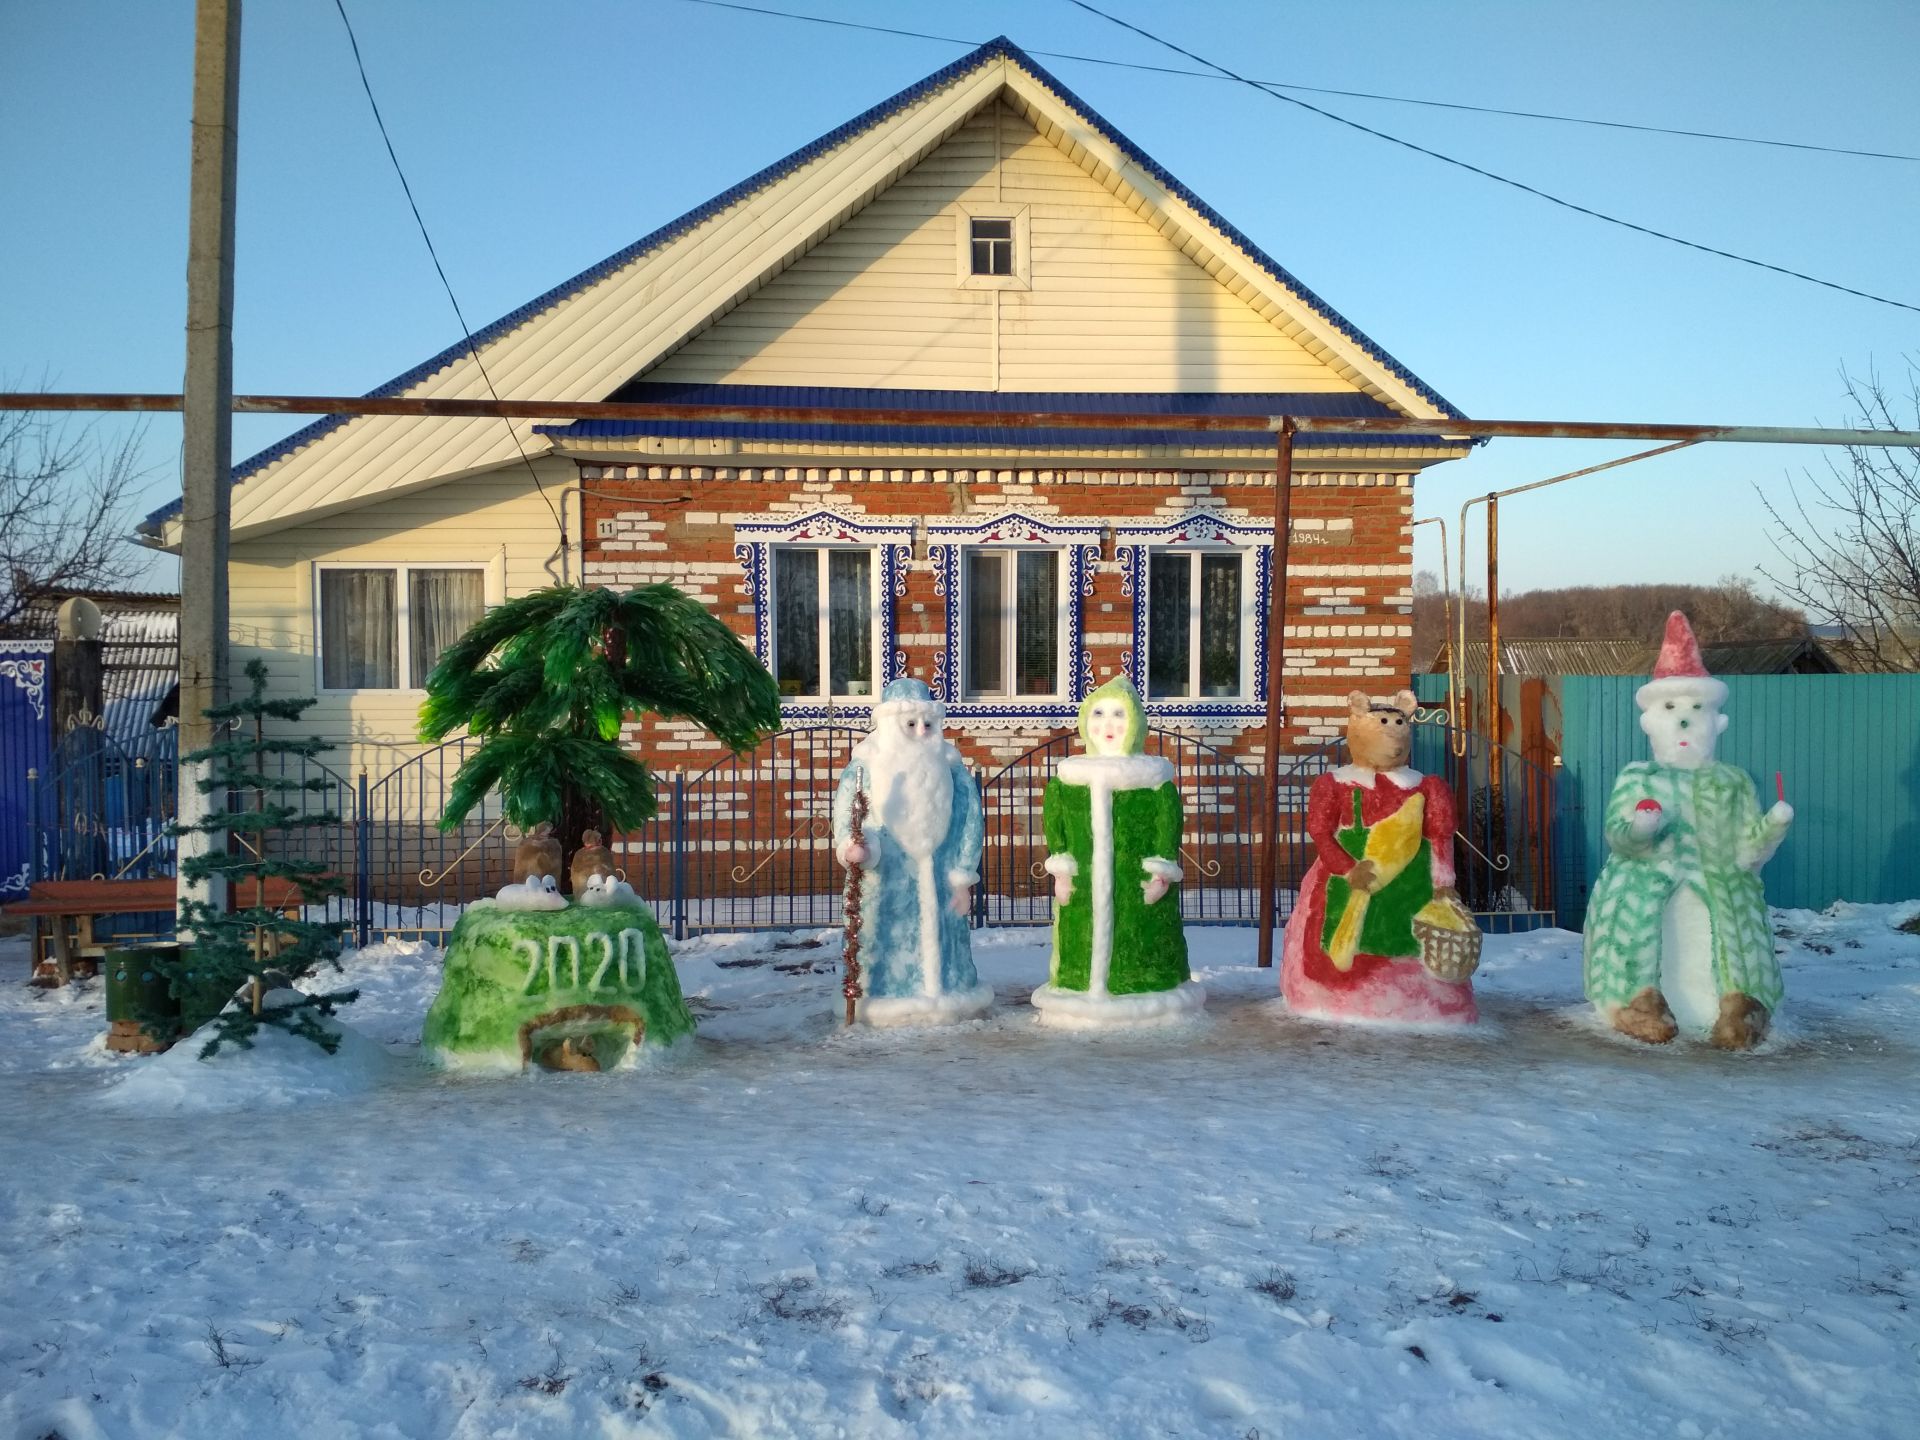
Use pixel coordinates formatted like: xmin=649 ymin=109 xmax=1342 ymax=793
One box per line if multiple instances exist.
xmin=1584 ymin=611 xmax=1793 ymax=1050
xmin=831 ymin=678 xmax=992 ymax=1026
xmin=1033 ymin=676 xmax=1202 ymax=1028
xmin=1283 ymin=689 xmax=1480 ymax=1025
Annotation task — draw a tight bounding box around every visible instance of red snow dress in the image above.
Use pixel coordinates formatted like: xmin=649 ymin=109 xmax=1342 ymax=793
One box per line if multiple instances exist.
xmin=1281 ymin=767 xmax=1477 ymax=1025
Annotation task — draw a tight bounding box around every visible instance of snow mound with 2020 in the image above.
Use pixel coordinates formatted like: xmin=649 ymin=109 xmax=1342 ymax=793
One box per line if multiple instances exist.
xmin=422 ymin=900 xmax=694 ymax=1071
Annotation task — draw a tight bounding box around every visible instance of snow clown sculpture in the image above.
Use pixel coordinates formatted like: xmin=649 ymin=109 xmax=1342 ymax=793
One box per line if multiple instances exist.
xmin=831 ymin=678 xmax=992 ymax=1026
xmin=1583 ymin=612 xmax=1793 ymax=1050
xmin=1032 ymin=676 xmax=1203 ymax=1028
xmin=1282 ymin=689 xmax=1480 ymax=1025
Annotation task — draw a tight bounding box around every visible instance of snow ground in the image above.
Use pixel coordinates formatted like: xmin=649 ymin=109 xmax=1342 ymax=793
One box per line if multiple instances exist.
xmin=2 ymin=907 xmax=1918 ymax=1439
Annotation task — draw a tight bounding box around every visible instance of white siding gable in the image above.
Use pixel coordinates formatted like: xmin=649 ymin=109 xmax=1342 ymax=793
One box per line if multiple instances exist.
xmin=647 ymin=103 xmax=1358 ymax=395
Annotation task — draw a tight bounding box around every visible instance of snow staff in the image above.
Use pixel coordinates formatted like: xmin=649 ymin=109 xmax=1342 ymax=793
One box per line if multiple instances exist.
xmin=1032 ymin=676 xmax=1203 ymax=1028
xmin=1583 ymin=612 xmax=1793 ymax=1050
xmin=831 ymin=678 xmax=992 ymax=1026
xmin=1282 ymin=689 xmax=1479 ymax=1025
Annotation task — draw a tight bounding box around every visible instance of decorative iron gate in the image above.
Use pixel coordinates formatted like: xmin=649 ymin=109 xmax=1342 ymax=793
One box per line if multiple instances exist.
xmin=978 ymin=727 xmax=1293 ymax=927
xmin=0 ymin=641 xmax=51 ymax=900
xmin=51 ymin=721 xmax=1556 ymax=945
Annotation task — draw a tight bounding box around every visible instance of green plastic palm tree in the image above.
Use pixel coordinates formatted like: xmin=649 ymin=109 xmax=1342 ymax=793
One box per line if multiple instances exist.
xmin=419 ymin=583 xmax=779 ymax=883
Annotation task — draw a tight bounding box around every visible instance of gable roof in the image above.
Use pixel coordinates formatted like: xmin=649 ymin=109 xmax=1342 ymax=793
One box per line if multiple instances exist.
xmin=142 ymin=36 xmax=1465 ymax=543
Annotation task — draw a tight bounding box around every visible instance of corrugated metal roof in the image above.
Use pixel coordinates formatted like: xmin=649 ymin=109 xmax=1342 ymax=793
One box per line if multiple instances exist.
xmin=1430 ymin=636 xmax=1838 ymax=677
xmin=144 ymin=37 xmax=1466 ymax=532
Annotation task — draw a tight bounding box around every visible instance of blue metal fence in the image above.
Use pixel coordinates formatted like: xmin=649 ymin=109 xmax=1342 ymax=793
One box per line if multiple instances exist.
xmin=0 ymin=642 xmax=52 ymax=901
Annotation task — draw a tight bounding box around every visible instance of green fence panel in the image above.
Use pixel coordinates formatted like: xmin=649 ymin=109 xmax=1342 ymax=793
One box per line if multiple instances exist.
xmin=1558 ymin=675 xmax=1920 ymax=927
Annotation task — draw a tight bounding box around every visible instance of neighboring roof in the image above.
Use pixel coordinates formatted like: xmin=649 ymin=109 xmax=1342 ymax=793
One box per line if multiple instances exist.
xmin=538 ymin=382 xmax=1465 ymax=454
xmin=142 ymin=36 xmax=1466 ymax=543
xmin=1427 ymin=636 xmax=1840 ymax=677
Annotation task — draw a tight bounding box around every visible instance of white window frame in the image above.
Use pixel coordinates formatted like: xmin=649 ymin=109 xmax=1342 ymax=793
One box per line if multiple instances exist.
xmin=1143 ymin=545 xmax=1257 ymax=702
xmin=960 ymin=545 xmax=1069 ymax=702
xmin=954 ymin=202 xmax=1031 ymax=291
xmin=768 ymin=544 xmax=882 ymax=705
xmin=313 ymin=561 xmax=491 ymax=695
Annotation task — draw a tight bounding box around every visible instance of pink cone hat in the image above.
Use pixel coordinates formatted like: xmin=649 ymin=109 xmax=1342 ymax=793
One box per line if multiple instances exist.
xmin=1637 ymin=611 xmax=1727 ymax=708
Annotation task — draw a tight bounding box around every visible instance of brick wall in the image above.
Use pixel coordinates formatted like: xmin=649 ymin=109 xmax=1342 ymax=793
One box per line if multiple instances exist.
xmin=580 ymin=462 xmax=1413 ymax=777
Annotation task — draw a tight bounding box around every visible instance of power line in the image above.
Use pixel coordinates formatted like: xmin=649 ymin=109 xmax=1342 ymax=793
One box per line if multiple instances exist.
xmin=328 ymin=0 xmax=568 ymax=557
xmin=1063 ymin=0 xmax=1920 ymax=316
xmin=673 ymin=0 xmax=1920 ymax=164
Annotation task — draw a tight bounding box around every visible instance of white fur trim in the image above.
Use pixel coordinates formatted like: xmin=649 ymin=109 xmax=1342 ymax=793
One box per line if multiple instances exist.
xmin=871 ymin=697 xmax=945 ymax=726
xmin=1332 ymin=764 xmax=1422 ymax=788
xmin=1636 ymin=675 xmax=1728 ymax=710
xmin=858 ymin=983 xmax=994 ymax=1028
xmin=1043 ymin=854 xmax=1079 ymax=878
xmin=1141 ymin=857 xmax=1182 ymax=884
xmin=947 ymin=868 xmax=979 ymax=888
xmin=1088 ymin=770 xmax=1115 ymax=993
xmin=1057 ymin=753 xmax=1175 ymax=791
xmin=1030 ymin=981 xmax=1207 ymax=1030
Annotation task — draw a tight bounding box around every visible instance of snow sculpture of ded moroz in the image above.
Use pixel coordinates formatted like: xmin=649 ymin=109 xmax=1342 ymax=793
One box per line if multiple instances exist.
xmin=1283 ymin=689 xmax=1481 ymax=1025
xmin=1032 ymin=676 xmax=1203 ymax=1028
xmin=1583 ymin=612 xmax=1793 ymax=1050
xmin=831 ymin=678 xmax=992 ymax=1026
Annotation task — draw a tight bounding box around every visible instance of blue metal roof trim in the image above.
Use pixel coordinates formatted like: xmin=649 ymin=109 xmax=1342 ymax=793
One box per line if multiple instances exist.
xmin=601 ymin=381 xmax=1405 ymax=418
xmin=537 ymin=419 xmax=1454 ymax=450
xmin=148 ymin=36 xmax=1467 ymax=530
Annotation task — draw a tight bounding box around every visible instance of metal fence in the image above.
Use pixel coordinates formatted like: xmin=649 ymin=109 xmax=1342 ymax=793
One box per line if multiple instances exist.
xmin=25 ymin=721 xmax=1559 ymax=945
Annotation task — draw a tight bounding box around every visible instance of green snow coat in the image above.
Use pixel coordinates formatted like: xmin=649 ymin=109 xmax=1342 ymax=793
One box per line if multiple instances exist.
xmin=1042 ymin=754 xmax=1190 ymax=995
xmin=1583 ymin=759 xmax=1789 ymax=1011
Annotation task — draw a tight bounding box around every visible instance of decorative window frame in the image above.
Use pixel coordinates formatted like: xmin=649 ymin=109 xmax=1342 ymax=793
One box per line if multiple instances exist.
xmin=0 ymin=640 xmax=49 ymax=720
xmin=927 ymin=511 xmax=1102 ymax=727
xmin=1114 ymin=513 xmax=1274 ymax=727
xmin=312 ymin=561 xmax=495 ymax=695
xmin=733 ymin=509 xmax=912 ymax=723
xmin=954 ymin=202 xmax=1032 ymax=291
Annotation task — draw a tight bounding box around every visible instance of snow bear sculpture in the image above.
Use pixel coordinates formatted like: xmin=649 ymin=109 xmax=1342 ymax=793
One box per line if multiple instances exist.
xmin=1583 ymin=612 xmax=1792 ymax=1050
xmin=1282 ymin=688 xmax=1478 ymax=1025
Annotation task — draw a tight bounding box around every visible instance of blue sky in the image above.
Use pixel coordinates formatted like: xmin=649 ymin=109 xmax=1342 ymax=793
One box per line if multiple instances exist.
xmin=4 ymin=0 xmax=1916 ymax=602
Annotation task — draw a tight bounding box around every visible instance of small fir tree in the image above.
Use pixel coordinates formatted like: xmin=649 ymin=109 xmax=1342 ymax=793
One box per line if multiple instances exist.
xmin=420 ymin=584 xmax=780 ymax=881
xmin=158 ymin=659 xmax=357 ymax=1056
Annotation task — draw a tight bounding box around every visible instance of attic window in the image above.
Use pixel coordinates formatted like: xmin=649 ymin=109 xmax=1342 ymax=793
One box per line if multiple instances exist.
xmin=955 ymin=205 xmax=1030 ymax=290
xmin=970 ymin=218 xmax=1014 ymax=276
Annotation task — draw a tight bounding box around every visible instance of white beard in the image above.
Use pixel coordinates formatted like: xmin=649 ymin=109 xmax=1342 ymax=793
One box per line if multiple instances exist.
xmin=862 ymin=732 xmax=953 ymax=859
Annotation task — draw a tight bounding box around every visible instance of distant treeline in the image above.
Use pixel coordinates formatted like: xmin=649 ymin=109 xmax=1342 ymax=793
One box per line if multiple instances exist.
xmin=1412 ymin=576 xmax=1804 ymax=664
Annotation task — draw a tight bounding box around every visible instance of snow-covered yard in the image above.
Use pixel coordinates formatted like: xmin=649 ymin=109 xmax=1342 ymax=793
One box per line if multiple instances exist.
xmin=3 ymin=907 xmax=1918 ymax=1439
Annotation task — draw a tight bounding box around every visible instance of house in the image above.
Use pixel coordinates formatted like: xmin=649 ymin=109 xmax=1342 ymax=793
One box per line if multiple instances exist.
xmin=138 ymin=38 xmax=1467 ymax=794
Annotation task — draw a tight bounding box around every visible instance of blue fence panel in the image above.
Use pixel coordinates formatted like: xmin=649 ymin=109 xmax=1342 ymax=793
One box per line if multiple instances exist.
xmin=1557 ymin=674 xmax=1920 ymax=926
xmin=0 ymin=643 xmax=52 ymax=900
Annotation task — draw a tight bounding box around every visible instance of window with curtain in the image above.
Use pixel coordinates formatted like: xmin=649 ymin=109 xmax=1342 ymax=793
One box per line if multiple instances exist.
xmin=319 ymin=564 xmax=486 ymax=691
xmin=321 ymin=569 xmax=397 ymax=690
xmin=1146 ymin=549 xmax=1247 ymax=700
xmin=408 ymin=569 xmax=486 ymax=688
xmin=772 ymin=547 xmax=874 ymax=700
xmin=965 ymin=549 xmax=1059 ymax=698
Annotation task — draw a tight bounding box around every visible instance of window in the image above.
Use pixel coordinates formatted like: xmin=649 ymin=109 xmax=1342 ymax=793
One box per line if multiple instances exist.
xmin=318 ymin=565 xmax=485 ymax=691
xmin=969 ymin=217 xmax=1013 ymax=276
xmin=964 ymin=549 xmax=1060 ymax=698
xmin=1146 ymin=550 xmax=1246 ymax=699
xmin=771 ymin=547 xmax=874 ymax=700
xmin=954 ymin=205 xmax=1030 ymax=290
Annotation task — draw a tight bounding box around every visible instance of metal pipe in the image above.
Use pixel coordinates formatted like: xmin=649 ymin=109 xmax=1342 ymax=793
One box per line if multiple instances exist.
xmin=6 ymin=394 xmax=1920 ymax=450
xmin=1486 ymin=495 xmax=1502 ymax=800
xmin=1256 ymin=420 xmax=1296 ymax=970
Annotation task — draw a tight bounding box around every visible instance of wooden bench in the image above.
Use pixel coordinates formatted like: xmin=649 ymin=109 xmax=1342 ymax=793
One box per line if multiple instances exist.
xmin=4 ymin=877 xmax=324 ymax=985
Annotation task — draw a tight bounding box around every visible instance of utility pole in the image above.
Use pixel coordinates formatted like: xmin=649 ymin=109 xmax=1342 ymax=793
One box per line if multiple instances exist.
xmin=177 ymin=0 xmax=240 ymax=921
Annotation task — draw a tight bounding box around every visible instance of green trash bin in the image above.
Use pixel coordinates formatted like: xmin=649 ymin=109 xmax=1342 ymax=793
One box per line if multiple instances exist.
xmin=105 ymin=942 xmax=181 ymax=1053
